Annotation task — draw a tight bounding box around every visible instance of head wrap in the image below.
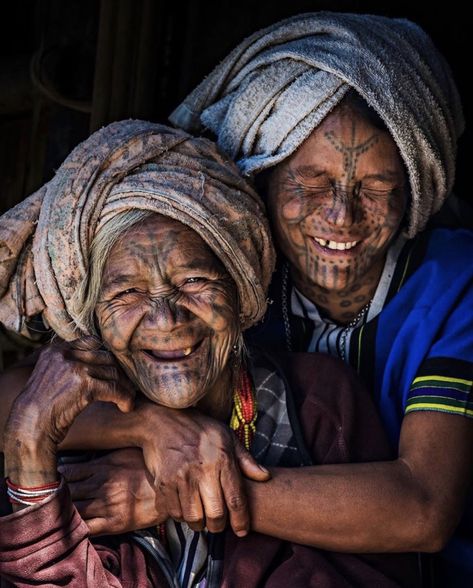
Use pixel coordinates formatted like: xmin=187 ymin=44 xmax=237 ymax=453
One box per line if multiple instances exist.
xmin=170 ymin=12 xmax=464 ymax=237
xmin=0 ymin=120 xmax=275 ymax=340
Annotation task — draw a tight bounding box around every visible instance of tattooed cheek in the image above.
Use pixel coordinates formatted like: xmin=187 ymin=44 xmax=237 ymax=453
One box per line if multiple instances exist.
xmin=301 ymin=217 xmax=330 ymax=238
xmin=281 ymin=197 xmax=306 ymax=221
xmin=101 ymin=323 xmax=130 ymax=351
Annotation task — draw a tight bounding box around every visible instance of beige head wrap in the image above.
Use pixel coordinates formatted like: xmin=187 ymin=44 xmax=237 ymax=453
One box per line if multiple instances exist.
xmin=0 ymin=120 xmax=275 ymax=340
xmin=170 ymin=12 xmax=464 ymax=237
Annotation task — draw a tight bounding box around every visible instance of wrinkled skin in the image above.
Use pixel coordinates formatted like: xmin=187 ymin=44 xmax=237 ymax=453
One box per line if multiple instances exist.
xmin=61 ymin=411 xmax=264 ymax=536
xmin=267 ymin=103 xmax=407 ymax=322
xmin=60 ymin=448 xmax=157 ymax=535
xmin=4 ymin=337 xmax=135 ymax=488
xmin=96 ymin=214 xmax=239 ymax=415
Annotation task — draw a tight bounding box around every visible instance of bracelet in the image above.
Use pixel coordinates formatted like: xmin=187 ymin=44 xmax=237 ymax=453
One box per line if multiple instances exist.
xmin=6 ymin=478 xmax=60 ymax=506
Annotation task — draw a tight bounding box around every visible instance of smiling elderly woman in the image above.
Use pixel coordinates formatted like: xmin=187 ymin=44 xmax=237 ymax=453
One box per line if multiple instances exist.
xmin=0 ymin=121 xmax=418 ymax=587
xmin=80 ymin=213 xmax=241 ymax=414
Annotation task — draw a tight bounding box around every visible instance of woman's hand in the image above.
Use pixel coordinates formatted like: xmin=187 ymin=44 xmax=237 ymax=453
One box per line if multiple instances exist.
xmin=4 ymin=336 xmax=135 ymax=490
xmin=60 ymin=448 xmax=160 ymax=535
xmin=130 ymin=403 xmax=270 ymax=537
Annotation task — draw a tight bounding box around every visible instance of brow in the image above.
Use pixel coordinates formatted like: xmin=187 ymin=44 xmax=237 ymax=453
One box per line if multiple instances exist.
xmin=362 ymin=172 xmax=402 ymax=183
xmin=101 ymin=273 xmax=140 ymax=292
xmin=292 ymin=165 xmax=327 ymax=179
xmin=172 ymin=262 xmax=225 ymax=277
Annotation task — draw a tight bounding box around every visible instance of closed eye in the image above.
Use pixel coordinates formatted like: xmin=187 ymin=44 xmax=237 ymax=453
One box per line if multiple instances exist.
xmin=360 ymin=187 xmax=393 ymax=199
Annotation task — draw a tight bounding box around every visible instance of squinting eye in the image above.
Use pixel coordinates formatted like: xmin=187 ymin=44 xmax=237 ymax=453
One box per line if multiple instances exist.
xmin=119 ymin=288 xmax=139 ymax=296
xmin=184 ymin=277 xmax=205 ymax=285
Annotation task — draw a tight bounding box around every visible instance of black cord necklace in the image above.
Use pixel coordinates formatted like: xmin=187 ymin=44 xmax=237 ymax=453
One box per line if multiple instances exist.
xmin=280 ymin=262 xmax=371 ymax=360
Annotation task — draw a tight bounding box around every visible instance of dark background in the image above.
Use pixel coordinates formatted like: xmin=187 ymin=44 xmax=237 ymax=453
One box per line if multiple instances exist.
xmin=0 ymin=0 xmax=471 ymax=215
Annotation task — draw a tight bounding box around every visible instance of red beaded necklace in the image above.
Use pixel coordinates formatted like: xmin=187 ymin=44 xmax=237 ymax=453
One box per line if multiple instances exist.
xmin=230 ymin=367 xmax=257 ymax=451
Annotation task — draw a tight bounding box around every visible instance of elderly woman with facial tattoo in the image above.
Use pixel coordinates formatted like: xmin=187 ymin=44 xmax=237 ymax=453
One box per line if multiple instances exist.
xmin=170 ymin=11 xmax=473 ymax=583
xmin=0 ymin=121 xmax=420 ymax=586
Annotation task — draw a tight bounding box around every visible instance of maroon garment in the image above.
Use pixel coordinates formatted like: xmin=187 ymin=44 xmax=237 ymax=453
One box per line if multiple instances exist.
xmin=0 ymin=479 xmax=167 ymax=587
xmin=222 ymin=353 xmax=420 ymax=587
xmin=0 ymin=352 xmax=420 ymax=587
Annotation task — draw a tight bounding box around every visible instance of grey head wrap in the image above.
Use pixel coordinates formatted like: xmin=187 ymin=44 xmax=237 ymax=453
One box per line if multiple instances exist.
xmin=170 ymin=12 xmax=464 ymax=237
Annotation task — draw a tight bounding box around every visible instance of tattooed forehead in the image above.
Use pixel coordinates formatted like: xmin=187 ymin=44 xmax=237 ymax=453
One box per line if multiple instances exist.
xmin=275 ymin=106 xmax=405 ymax=190
xmin=103 ymin=215 xmax=227 ymax=284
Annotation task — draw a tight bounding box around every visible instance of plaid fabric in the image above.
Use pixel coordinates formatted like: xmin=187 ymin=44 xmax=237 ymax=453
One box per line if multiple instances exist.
xmin=250 ymin=351 xmax=307 ymax=467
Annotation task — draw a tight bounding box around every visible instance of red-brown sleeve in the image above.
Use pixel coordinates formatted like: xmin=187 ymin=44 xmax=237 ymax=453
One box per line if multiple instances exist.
xmin=0 ymin=478 xmax=157 ymax=587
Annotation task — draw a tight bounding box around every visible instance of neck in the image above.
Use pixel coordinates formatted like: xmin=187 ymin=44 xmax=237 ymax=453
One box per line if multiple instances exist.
xmin=196 ymin=364 xmax=234 ymax=421
xmin=291 ymin=257 xmax=384 ymax=325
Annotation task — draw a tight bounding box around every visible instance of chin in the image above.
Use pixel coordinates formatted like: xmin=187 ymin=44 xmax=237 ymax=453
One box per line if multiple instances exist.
xmin=140 ymin=383 xmax=206 ymax=409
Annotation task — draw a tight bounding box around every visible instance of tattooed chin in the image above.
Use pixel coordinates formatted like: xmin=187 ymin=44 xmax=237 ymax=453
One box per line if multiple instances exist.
xmin=127 ymin=353 xmax=223 ymax=408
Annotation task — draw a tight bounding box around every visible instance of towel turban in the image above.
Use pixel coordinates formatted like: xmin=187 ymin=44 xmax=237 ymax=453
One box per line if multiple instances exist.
xmin=170 ymin=12 xmax=464 ymax=237
xmin=0 ymin=121 xmax=275 ymax=340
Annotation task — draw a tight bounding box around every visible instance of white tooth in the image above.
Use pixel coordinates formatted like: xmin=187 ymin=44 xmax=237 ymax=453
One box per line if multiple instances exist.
xmin=328 ymin=240 xmax=337 ymax=249
xmin=336 ymin=242 xmax=345 ymax=250
xmin=183 ymin=347 xmax=192 ymax=356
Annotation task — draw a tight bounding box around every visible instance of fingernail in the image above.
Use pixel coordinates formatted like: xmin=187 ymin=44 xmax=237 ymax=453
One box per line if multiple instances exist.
xmin=236 ymin=529 xmax=248 ymax=538
xmin=258 ymin=464 xmax=269 ymax=473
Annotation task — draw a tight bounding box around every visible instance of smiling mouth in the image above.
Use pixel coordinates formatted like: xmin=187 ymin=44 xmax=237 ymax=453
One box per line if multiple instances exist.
xmin=312 ymin=236 xmax=360 ymax=251
xmin=143 ymin=340 xmax=203 ymax=361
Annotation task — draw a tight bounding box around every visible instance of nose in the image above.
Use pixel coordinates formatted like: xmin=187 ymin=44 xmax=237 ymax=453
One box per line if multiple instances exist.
xmin=143 ymin=297 xmax=189 ymax=333
xmin=324 ymin=188 xmax=356 ymax=227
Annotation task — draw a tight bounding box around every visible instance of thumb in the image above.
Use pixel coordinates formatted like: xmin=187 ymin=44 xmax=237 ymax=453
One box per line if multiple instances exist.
xmin=84 ymin=517 xmax=108 ymax=537
xmin=88 ymin=380 xmax=135 ymax=414
xmin=234 ymin=441 xmax=271 ymax=482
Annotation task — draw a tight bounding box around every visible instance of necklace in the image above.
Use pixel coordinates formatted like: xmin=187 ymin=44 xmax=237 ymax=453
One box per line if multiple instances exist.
xmin=339 ymin=300 xmax=371 ymax=362
xmin=230 ymin=367 xmax=257 ymax=451
xmin=281 ymin=262 xmax=292 ymax=352
xmin=281 ymin=261 xmax=371 ymax=361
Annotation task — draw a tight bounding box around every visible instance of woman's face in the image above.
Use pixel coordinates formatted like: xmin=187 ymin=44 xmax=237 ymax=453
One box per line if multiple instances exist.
xmin=95 ymin=214 xmax=239 ymax=408
xmin=267 ymin=105 xmax=408 ymax=293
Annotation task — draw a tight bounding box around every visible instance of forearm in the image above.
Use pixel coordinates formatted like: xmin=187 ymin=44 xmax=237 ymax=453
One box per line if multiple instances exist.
xmin=59 ymin=401 xmax=142 ymax=450
xmin=0 ymin=364 xmax=142 ymax=452
xmin=0 ymin=367 xmax=34 ymax=453
xmin=246 ymin=460 xmax=455 ymax=553
xmin=1 ymin=399 xmax=138 ymax=455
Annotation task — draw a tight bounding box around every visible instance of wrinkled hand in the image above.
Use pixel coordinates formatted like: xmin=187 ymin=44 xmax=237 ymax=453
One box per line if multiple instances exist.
xmin=60 ymin=448 xmax=159 ymax=536
xmin=4 ymin=336 xmax=135 ymax=486
xmin=135 ymin=404 xmax=271 ymax=537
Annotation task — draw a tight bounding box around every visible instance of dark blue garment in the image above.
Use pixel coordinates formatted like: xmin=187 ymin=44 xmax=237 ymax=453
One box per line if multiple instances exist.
xmin=247 ymin=228 xmax=473 ymax=587
xmin=248 ymin=228 xmax=473 ymax=446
